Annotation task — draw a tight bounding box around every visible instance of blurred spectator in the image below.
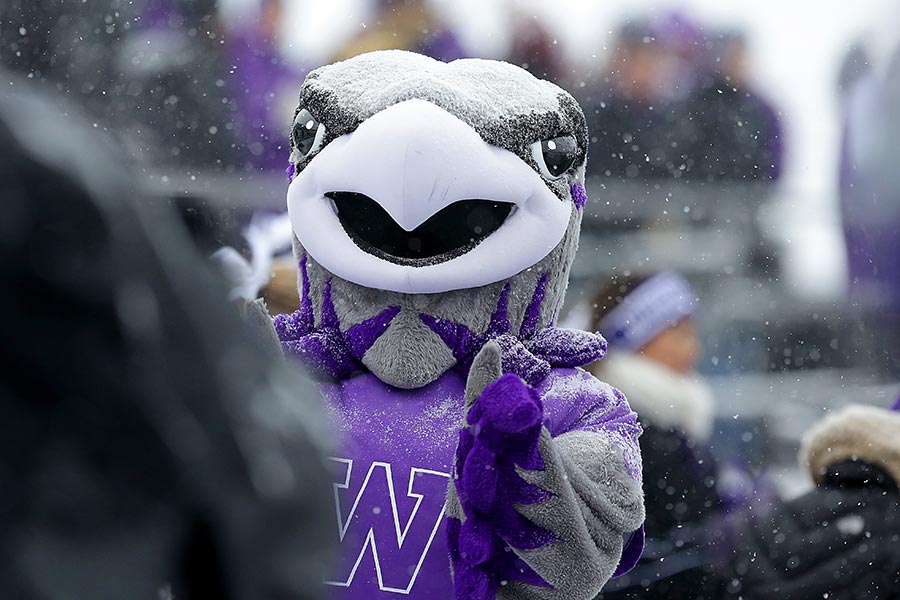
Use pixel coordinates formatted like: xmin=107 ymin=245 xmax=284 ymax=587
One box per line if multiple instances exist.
xmin=261 ymin=257 xmax=302 ymax=316
xmin=0 ymin=0 xmax=120 ymax=116
xmin=839 ymin=42 xmax=900 ymax=374
xmin=589 ymin=272 xmax=726 ymax=599
xmin=836 ymin=42 xmax=871 ymax=102
xmin=653 ymin=12 xmax=708 ymax=102
xmin=223 ymin=0 xmax=307 ymax=172
xmin=720 ymin=399 xmax=900 ymax=598
xmin=585 ymin=20 xmax=705 ymax=181
xmin=692 ymin=30 xmax=783 ymax=181
xmin=0 ymin=75 xmax=333 ymax=600
xmin=118 ymin=0 xmax=241 ymax=169
xmin=505 ymin=12 xmax=566 ymax=84
xmin=210 ymin=212 xmax=297 ymax=311
xmin=333 ymin=0 xmax=466 ymax=62
xmin=585 ymin=16 xmax=782 ymax=183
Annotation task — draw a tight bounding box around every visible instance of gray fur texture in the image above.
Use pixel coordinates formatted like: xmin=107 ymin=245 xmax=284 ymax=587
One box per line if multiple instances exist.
xmin=464 ymin=341 xmax=504 ymax=406
xmin=503 ymin=431 xmax=645 ymax=599
xmin=443 ymin=428 xmax=644 ymax=600
xmin=289 ymin=50 xmax=588 ymax=389
xmin=294 ymin=210 xmax=580 ymax=388
xmin=243 ymin=298 xmax=286 ymax=361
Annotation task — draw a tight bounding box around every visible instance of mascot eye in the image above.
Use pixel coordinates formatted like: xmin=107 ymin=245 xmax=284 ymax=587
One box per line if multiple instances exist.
xmin=530 ymin=135 xmax=578 ymax=180
xmin=292 ymin=108 xmax=325 ymax=157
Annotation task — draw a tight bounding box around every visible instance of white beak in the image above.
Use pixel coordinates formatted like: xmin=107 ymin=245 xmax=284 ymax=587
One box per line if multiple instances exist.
xmin=287 ymin=99 xmax=571 ymax=294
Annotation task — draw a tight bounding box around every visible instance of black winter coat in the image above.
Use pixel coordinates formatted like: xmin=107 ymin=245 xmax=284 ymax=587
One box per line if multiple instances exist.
xmin=586 ymin=94 xmax=705 ymax=182
xmin=721 ymin=460 xmax=900 ymax=600
xmin=599 ymin=421 xmax=725 ymax=599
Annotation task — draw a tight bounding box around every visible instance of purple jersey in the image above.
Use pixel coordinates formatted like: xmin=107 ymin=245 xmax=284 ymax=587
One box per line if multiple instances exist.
xmin=319 ymin=367 xmax=641 ymax=599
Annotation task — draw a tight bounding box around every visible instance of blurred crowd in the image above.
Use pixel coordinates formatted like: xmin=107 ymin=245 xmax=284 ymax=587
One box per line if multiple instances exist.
xmin=586 ymin=271 xmax=900 ymax=598
xmin=0 ymin=1 xmax=782 ymax=184
xmin=578 ymin=16 xmax=782 ymax=183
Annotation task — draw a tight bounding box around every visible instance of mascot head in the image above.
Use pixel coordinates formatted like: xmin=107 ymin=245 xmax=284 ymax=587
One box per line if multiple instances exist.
xmin=282 ymin=50 xmax=591 ymax=388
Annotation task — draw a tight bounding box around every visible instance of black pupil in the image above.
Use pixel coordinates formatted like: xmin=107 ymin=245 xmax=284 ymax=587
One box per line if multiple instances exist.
xmin=541 ymin=136 xmax=577 ymax=177
xmin=293 ymin=109 xmax=319 ymax=155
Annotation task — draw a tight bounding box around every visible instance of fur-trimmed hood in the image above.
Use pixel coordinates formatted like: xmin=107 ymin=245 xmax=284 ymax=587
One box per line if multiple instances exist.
xmin=590 ymin=351 xmax=714 ymax=442
xmin=800 ymin=404 xmax=900 ymax=490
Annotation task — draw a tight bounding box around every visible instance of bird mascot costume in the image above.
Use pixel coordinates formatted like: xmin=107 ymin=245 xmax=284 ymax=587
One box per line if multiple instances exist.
xmin=261 ymin=50 xmax=646 ymax=600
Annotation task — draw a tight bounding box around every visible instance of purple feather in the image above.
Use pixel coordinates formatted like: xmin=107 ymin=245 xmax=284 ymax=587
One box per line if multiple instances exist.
xmin=519 ymin=273 xmax=548 ymax=339
xmin=281 ymin=330 xmax=356 ymax=379
xmin=320 ymin=278 xmax=340 ymax=329
xmin=420 ymin=274 xmax=606 ymax=388
xmin=613 ymin=526 xmax=645 ymax=578
xmin=274 ymin=262 xmax=400 ymax=378
xmin=273 ymin=308 xmax=312 ymax=342
xmin=486 ymin=283 xmax=512 ymax=338
xmin=420 ymin=314 xmax=476 ymax=362
xmin=493 ymin=335 xmax=551 ymax=387
xmin=525 ymin=328 xmax=607 ymax=367
xmin=297 ymin=254 xmax=314 ymax=329
xmin=570 ymin=182 xmax=587 ymax=209
xmin=344 ymin=306 xmax=402 ymax=359
xmin=450 ymin=373 xmax=556 ymax=598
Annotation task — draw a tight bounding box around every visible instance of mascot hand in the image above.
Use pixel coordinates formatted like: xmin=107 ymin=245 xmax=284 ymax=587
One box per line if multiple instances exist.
xmin=451 ymin=342 xmax=645 ymax=600
xmin=451 ymin=342 xmax=554 ymax=597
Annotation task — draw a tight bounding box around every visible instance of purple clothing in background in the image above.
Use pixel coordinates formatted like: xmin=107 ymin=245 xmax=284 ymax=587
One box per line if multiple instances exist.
xmin=839 ymin=59 xmax=900 ymax=310
xmin=138 ymin=0 xmax=178 ymax=29
xmin=318 ymin=367 xmax=642 ymax=599
xmin=226 ymin=30 xmax=305 ymax=171
xmin=414 ymin=29 xmax=468 ymax=63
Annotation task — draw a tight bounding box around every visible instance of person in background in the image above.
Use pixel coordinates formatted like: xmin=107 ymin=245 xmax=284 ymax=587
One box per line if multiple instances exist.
xmin=691 ymin=30 xmax=784 ymax=182
xmin=0 ymin=0 xmax=241 ymax=170
xmin=839 ymin=42 xmax=900 ymax=375
xmin=210 ymin=212 xmax=300 ymax=315
xmin=589 ymin=272 xmax=724 ymax=599
xmin=720 ymin=394 xmax=900 ymax=598
xmin=224 ymin=0 xmax=308 ymax=172
xmin=333 ymin=0 xmax=466 ymax=63
xmin=585 ymin=20 xmax=705 ymax=182
xmin=504 ymin=11 xmax=567 ymax=84
xmin=0 ymin=75 xmax=334 ymax=600
xmin=585 ymin=15 xmax=783 ymax=184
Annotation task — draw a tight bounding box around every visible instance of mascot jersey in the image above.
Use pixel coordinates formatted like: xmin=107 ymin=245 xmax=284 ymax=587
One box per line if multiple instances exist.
xmin=263 ymin=50 xmax=646 ymax=600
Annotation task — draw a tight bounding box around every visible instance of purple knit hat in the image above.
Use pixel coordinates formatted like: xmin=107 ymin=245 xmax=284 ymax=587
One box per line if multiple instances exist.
xmin=599 ymin=271 xmax=697 ymax=351
xmin=891 ymin=392 xmax=900 ymax=412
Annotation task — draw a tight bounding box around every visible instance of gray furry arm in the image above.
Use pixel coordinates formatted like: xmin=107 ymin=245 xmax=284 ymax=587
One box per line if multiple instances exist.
xmin=502 ymin=430 xmax=644 ymax=600
xmin=446 ymin=428 xmax=644 ymax=600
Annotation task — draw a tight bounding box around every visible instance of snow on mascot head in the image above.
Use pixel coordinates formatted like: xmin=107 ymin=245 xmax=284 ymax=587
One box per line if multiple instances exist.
xmin=271 ymin=50 xmax=645 ymax=600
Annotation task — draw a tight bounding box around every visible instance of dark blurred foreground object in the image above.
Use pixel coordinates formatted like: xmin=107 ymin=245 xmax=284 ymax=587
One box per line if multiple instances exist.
xmin=720 ymin=400 xmax=900 ymax=599
xmin=0 ymin=76 xmax=333 ymax=600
